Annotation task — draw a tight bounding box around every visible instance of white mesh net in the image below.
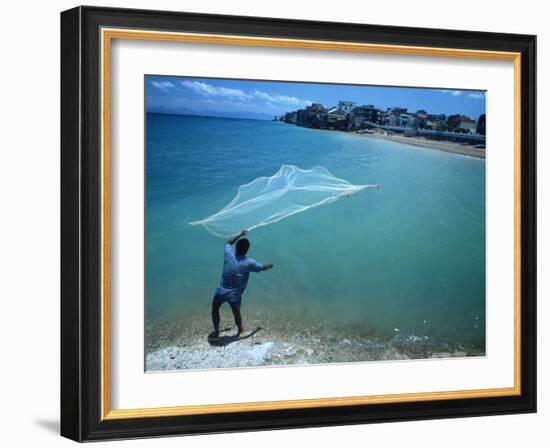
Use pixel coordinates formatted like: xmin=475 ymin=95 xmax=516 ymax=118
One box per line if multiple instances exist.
xmin=189 ymin=165 xmax=379 ymax=237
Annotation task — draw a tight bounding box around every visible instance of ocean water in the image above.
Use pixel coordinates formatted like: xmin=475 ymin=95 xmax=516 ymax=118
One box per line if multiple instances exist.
xmin=145 ymin=113 xmax=486 ymax=350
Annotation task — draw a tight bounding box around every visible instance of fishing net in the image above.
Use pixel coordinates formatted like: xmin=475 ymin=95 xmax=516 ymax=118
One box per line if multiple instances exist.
xmin=189 ymin=165 xmax=379 ymax=237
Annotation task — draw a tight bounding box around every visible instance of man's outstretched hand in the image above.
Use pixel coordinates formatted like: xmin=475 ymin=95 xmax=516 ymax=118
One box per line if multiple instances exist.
xmin=240 ymin=229 xmax=248 ymax=237
xmin=263 ymin=263 xmax=274 ymax=271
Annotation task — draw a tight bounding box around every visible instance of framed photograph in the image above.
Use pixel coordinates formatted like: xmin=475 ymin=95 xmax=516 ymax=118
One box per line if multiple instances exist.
xmin=60 ymin=6 xmax=536 ymax=442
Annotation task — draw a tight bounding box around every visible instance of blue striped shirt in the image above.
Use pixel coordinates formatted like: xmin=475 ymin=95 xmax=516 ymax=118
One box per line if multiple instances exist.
xmin=216 ymin=243 xmax=264 ymax=297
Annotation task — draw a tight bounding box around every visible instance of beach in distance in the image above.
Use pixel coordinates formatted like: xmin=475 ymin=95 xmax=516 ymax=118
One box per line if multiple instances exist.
xmin=356 ymin=130 xmax=486 ymax=159
xmin=271 ymin=122 xmax=486 ymax=159
xmin=145 ymin=113 xmax=486 ymax=372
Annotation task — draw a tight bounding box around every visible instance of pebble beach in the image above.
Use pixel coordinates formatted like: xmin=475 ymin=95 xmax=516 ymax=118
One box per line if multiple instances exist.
xmin=145 ymin=306 xmax=485 ymax=372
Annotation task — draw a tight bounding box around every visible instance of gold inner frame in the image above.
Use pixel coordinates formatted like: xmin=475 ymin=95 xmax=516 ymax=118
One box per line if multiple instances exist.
xmin=100 ymin=28 xmax=522 ymax=421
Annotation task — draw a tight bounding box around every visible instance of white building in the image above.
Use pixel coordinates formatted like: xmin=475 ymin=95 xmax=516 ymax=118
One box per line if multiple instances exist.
xmin=336 ymin=100 xmax=356 ymax=114
xmin=398 ymin=113 xmax=413 ymax=127
xmin=458 ymin=121 xmax=478 ymax=134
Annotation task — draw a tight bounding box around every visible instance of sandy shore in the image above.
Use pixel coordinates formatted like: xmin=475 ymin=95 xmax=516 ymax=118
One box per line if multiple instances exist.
xmin=145 ymin=308 xmax=484 ymax=372
xmin=362 ymin=132 xmax=486 ymax=159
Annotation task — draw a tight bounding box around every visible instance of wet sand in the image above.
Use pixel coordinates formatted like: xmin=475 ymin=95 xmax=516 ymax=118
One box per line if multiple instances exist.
xmin=145 ymin=308 xmax=485 ymax=372
xmin=362 ymin=132 xmax=486 ymax=159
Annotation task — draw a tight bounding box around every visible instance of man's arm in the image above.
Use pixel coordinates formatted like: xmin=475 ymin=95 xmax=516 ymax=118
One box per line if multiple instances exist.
xmin=226 ymin=229 xmax=247 ymax=246
xmin=248 ymin=260 xmax=274 ymax=273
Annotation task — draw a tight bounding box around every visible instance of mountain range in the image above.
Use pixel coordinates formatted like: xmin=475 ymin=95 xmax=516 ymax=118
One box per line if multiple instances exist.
xmin=146 ymin=106 xmax=274 ymax=121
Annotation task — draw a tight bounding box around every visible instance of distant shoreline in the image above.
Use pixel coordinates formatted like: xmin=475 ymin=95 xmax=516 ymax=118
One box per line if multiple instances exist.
xmin=148 ymin=113 xmax=486 ymax=159
xmin=274 ymin=120 xmax=486 ymax=159
xmin=357 ymin=131 xmax=486 ymax=159
xmin=147 ymin=111 xmax=271 ymax=121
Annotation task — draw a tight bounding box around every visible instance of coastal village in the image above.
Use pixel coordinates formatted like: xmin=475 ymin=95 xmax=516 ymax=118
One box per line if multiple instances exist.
xmin=274 ymin=101 xmax=486 ymax=151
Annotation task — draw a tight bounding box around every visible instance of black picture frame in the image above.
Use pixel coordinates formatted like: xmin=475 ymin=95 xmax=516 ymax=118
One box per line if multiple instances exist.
xmin=61 ymin=5 xmax=536 ymax=442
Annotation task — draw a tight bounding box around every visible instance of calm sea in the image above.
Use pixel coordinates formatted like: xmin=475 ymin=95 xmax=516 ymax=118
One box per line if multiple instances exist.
xmin=146 ymin=113 xmax=486 ymax=348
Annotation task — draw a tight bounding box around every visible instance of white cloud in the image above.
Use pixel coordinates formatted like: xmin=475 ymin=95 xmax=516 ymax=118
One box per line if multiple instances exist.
xmin=180 ymin=80 xmax=312 ymax=110
xmin=440 ymin=89 xmax=484 ymax=100
xmin=181 ymin=80 xmax=250 ymax=101
xmin=253 ymin=90 xmax=312 ymax=107
xmin=439 ymin=89 xmax=463 ymax=96
xmin=468 ymin=92 xmax=485 ymax=100
xmin=150 ymin=80 xmax=175 ymax=91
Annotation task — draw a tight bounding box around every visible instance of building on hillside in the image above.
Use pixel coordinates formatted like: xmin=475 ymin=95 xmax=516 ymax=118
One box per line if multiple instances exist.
xmin=447 ymin=114 xmax=472 ymax=129
xmin=296 ymin=103 xmax=328 ymax=128
xmin=391 ymin=107 xmax=408 ymax=115
xmin=349 ymin=105 xmax=380 ymax=130
xmin=388 ymin=112 xmax=414 ymax=127
xmin=477 ymin=114 xmax=486 ymax=135
xmin=332 ymin=100 xmax=356 ymax=114
xmin=427 ymin=113 xmax=446 ymax=123
xmin=385 ymin=107 xmax=409 ymax=126
xmin=378 ymin=109 xmax=390 ymax=126
xmin=283 ymin=111 xmax=297 ymax=124
xmin=326 ymin=104 xmax=350 ymax=130
xmin=415 ymin=110 xmax=428 ymax=128
xmin=458 ymin=120 xmax=478 ymax=134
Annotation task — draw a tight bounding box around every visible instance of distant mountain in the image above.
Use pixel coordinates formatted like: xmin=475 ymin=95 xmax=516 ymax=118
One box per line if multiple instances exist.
xmin=147 ymin=106 xmax=196 ymax=116
xmin=147 ymin=106 xmax=274 ymax=121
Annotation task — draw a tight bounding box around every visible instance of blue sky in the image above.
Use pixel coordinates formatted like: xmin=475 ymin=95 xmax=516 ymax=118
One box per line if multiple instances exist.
xmin=146 ymin=75 xmax=486 ymax=120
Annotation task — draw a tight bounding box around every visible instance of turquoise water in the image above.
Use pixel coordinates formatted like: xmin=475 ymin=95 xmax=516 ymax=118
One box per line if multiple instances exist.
xmin=146 ymin=113 xmax=485 ymax=348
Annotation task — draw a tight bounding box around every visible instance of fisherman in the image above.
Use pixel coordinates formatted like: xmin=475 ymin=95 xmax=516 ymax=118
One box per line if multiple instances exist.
xmin=211 ymin=230 xmax=274 ymax=339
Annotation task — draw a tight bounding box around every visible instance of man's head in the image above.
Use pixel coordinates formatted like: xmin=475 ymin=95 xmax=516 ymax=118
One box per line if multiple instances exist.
xmin=236 ymin=238 xmax=250 ymax=256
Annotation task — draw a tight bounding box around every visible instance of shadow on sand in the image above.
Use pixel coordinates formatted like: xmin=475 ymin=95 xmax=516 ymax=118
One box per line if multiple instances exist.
xmin=207 ymin=326 xmax=262 ymax=347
